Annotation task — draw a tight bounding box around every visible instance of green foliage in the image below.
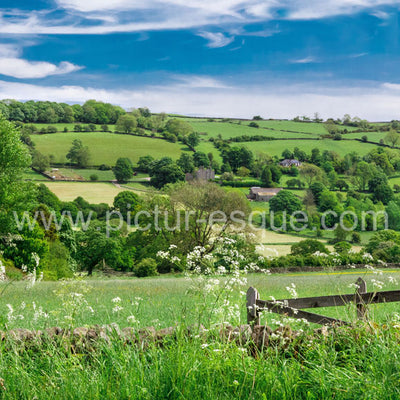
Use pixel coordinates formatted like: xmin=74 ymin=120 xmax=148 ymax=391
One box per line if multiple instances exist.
xmin=135 ymin=258 xmax=158 ymax=277
xmin=193 ymin=152 xmax=210 ymax=168
xmin=269 ymin=190 xmax=303 ymax=214
xmin=186 ymin=132 xmax=200 ymax=148
xmin=113 ymin=191 xmax=141 ymax=219
xmin=177 ymin=153 xmax=195 ymax=173
xmin=116 ymin=114 xmax=137 ymax=133
xmin=291 ymin=239 xmax=328 ymax=256
xmin=136 ymin=155 xmax=154 ymax=173
xmin=66 ymin=139 xmax=91 ymax=168
xmin=333 ymin=241 xmax=352 ymax=254
xmin=351 ymin=232 xmax=361 ymax=244
xmin=89 ymin=174 xmax=98 ymax=181
xmin=261 ymin=166 xmax=272 ymax=186
xmin=0 ymin=116 xmax=33 ymax=233
xmin=149 ymin=157 xmax=185 ymax=189
xmin=31 ymin=150 xmax=50 ymax=172
xmin=113 ymin=157 xmax=134 ymax=183
xmin=41 ymin=240 xmax=74 ymax=280
xmin=165 ymin=118 xmax=193 ymax=137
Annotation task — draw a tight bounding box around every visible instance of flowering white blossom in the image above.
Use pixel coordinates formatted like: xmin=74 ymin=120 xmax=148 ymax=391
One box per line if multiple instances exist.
xmin=0 ymin=260 xmax=6 ymax=282
xmin=286 ymin=283 xmax=298 ymax=299
xmin=112 ymin=305 xmax=124 ymax=313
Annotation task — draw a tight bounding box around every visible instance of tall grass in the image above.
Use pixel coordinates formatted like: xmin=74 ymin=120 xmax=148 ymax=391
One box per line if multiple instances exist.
xmin=0 ymin=325 xmax=400 ymax=399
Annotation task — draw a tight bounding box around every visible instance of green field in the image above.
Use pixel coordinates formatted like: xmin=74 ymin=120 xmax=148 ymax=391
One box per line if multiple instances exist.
xmin=56 ymin=168 xmax=115 ymax=181
xmin=186 ymin=120 xmax=322 ymax=139
xmin=1 ymin=271 xmax=400 ymax=331
xmin=238 ymin=138 xmax=379 ymax=157
xmin=32 ymin=131 xmax=186 ymax=166
xmin=2 ymin=271 xmax=400 ymax=399
xmin=345 ymin=131 xmax=386 ymax=142
xmin=43 ymin=182 xmax=126 ymax=204
xmin=31 ymin=123 xmax=119 ymax=132
xmin=23 ymin=169 xmax=48 ymax=180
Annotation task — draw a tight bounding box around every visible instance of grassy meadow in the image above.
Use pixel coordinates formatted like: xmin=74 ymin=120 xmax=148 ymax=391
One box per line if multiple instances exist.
xmin=32 ymin=131 xmax=186 ymax=166
xmin=1 ymin=271 xmax=400 ymax=399
xmin=1 ymin=270 xmax=400 ymax=330
xmin=43 ymin=182 xmax=126 ymax=204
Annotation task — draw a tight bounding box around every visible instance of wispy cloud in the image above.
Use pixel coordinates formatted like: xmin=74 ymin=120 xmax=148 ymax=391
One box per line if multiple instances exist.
xmin=0 ymin=43 xmax=82 ymax=79
xmin=349 ymin=52 xmax=368 ymax=58
xmin=370 ymin=10 xmax=391 ymax=19
xmin=0 ymin=0 xmax=396 ymax=35
xmin=290 ymin=56 xmax=318 ymax=64
xmin=198 ymin=32 xmax=234 ymax=48
xmin=171 ymin=75 xmax=232 ymax=88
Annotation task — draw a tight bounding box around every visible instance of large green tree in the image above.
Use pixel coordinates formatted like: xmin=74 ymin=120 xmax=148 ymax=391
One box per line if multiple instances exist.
xmin=66 ymin=139 xmax=91 ymax=168
xmin=269 ymin=190 xmax=303 ymax=214
xmin=114 ymin=157 xmax=134 ymax=183
xmin=149 ymin=157 xmax=185 ymax=188
xmin=116 ymin=114 xmax=137 ymax=133
xmin=0 ymin=117 xmax=32 ymax=232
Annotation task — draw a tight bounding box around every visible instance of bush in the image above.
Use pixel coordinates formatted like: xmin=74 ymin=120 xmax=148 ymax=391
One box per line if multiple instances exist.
xmin=351 ymin=232 xmax=361 ymax=244
xmin=135 ymin=258 xmax=158 ymax=277
xmin=90 ymin=174 xmax=98 ymax=181
xmin=291 ymin=239 xmax=328 ymax=256
xmin=99 ymin=164 xmax=112 ymax=171
xmin=333 ymin=132 xmax=342 ymax=140
xmin=333 ymin=241 xmax=352 ymax=254
xmin=248 ymin=122 xmax=259 ymax=128
xmin=361 ymin=135 xmax=368 ymax=142
xmin=220 ymin=180 xmax=262 ymax=187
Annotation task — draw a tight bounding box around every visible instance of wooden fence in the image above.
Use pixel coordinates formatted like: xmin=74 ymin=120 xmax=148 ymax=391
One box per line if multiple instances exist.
xmin=246 ymin=277 xmax=400 ymax=326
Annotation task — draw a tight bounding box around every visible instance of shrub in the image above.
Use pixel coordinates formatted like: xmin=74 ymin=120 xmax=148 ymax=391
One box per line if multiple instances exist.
xmin=333 ymin=132 xmax=342 ymax=140
xmin=361 ymin=135 xmax=368 ymax=142
xmin=291 ymin=239 xmax=328 ymax=256
xmin=99 ymin=164 xmax=112 ymax=171
xmin=90 ymin=174 xmax=98 ymax=181
xmin=351 ymin=232 xmax=361 ymax=244
xmin=135 ymin=258 xmax=158 ymax=277
xmin=249 ymin=122 xmax=259 ymax=128
xmin=334 ymin=241 xmax=352 ymax=254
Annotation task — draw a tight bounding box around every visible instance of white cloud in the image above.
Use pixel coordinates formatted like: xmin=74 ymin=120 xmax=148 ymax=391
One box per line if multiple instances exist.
xmin=0 ymin=0 xmax=396 ymax=35
xmin=171 ymin=75 xmax=232 ymax=88
xmin=198 ymin=32 xmax=234 ymax=48
xmin=0 ymin=59 xmax=81 ymax=79
xmin=0 ymin=78 xmax=400 ymax=121
xmin=290 ymin=56 xmax=318 ymax=64
xmin=285 ymin=0 xmax=398 ymax=20
xmin=0 ymin=43 xmax=82 ymax=79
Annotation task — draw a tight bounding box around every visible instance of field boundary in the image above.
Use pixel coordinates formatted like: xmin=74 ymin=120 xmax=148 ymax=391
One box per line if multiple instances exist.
xmin=247 ymin=277 xmax=400 ymax=326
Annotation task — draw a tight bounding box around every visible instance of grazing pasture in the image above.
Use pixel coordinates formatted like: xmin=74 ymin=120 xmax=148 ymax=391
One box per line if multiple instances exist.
xmin=32 ymin=131 xmax=185 ymax=166
xmin=237 ymin=138 xmax=379 ymax=157
xmin=43 ymin=182 xmax=126 ymax=204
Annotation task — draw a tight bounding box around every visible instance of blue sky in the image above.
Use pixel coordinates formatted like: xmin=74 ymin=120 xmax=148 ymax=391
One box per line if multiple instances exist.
xmin=1 ymin=1 xmax=400 ymax=119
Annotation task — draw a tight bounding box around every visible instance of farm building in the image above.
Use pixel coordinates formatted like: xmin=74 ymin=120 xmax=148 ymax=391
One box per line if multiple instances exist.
xmin=279 ymin=159 xmax=302 ymax=168
xmin=248 ymin=187 xmax=282 ymax=202
xmin=185 ymin=166 xmax=215 ymax=181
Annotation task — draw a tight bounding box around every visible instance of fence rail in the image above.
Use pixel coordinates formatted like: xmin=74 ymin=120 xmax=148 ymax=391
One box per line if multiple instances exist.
xmin=246 ymin=277 xmax=400 ymax=326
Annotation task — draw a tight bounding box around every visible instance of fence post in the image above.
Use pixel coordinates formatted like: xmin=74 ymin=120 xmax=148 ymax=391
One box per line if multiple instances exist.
xmin=246 ymin=287 xmax=260 ymax=325
xmin=356 ymin=277 xmax=367 ymax=320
